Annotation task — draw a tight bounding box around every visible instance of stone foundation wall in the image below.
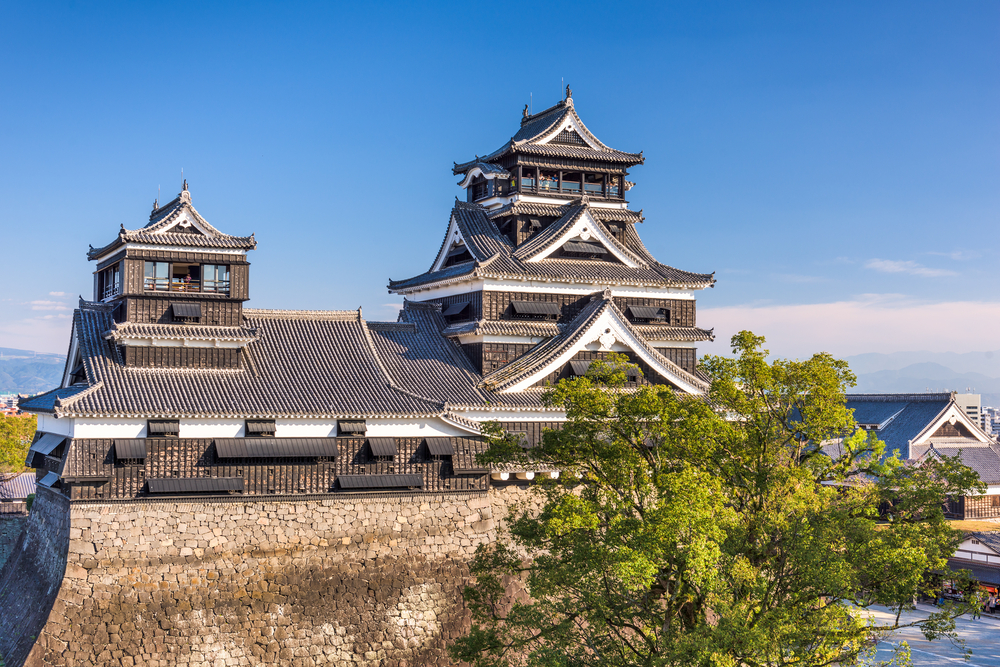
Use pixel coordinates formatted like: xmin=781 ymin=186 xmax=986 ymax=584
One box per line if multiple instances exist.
xmin=0 ymin=515 xmax=27 ymax=571
xmin=0 ymin=486 xmax=539 ymax=667
xmin=0 ymin=488 xmax=71 ymax=667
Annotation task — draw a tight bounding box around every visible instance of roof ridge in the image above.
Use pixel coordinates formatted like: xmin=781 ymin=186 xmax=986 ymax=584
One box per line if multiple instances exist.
xmin=243 ymin=308 xmax=362 ymax=321
xmin=358 ymin=312 xmax=447 ymax=411
xmin=846 ymin=393 xmax=953 ymax=401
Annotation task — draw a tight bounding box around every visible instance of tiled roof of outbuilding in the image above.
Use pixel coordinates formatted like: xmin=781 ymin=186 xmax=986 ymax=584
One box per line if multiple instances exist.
xmin=844 ymin=394 xmax=953 ymax=459
xmin=968 ymin=532 xmax=1000 ymax=555
xmin=0 ymin=473 xmax=36 ymax=501
xmin=927 ymin=444 xmax=1000 ymax=485
xmin=390 ymin=202 xmax=714 ymax=293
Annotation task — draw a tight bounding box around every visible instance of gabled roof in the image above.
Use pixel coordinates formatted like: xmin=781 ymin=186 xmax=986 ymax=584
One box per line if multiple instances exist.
xmin=844 ymin=393 xmax=994 ymax=460
xmin=20 ymin=302 xmax=447 ymax=419
xmin=967 ymin=532 xmax=1000 ymax=554
xmin=389 ymin=201 xmax=714 ymax=293
xmin=453 ymin=96 xmax=643 ymax=175
xmin=87 ymin=185 xmax=256 ymax=260
xmin=479 ymin=292 xmax=709 ymax=394
xmin=512 ymin=204 xmax=646 ymax=267
xmin=922 ymin=444 xmax=1000 ymax=485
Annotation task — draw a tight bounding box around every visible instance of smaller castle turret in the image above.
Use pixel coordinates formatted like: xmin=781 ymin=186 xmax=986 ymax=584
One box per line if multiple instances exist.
xmin=86 ymin=183 xmax=258 ymax=369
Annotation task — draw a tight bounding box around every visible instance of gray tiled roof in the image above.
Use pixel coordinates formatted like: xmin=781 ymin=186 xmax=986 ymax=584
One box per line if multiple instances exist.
xmin=633 ymin=325 xmax=715 ymax=343
xmin=23 ymin=302 xmax=445 ymax=419
xmin=456 ymin=162 xmax=511 ymax=182
xmin=946 ymin=558 xmax=1000 ymax=586
xmin=479 ymin=294 xmax=709 ymax=394
xmin=968 ymin=532 xmax=1000 ymax=555
xmin=453 ymin=99 xmax=643 ymax=174
xmin=929 ymin=445 xmax=1000 ymax=484
xmin=441 ymin=319 xmax=561 ymax=338
xmin=87 ymin=189 xmax=256 ymax=260
xmin=845 ymin=394 xmax=953 ymax=459
xmin=104 ymin=322 xmax=260 ymax=343
xmin=389 ymin=202 xmax=714 ymax=292
xmin=488 ymin=201 xmax=645 ymax=224
xmin=20 ymin=297 xmax=560 ymax=420
xmin=0 ymin=473 xmax=36 ymax=501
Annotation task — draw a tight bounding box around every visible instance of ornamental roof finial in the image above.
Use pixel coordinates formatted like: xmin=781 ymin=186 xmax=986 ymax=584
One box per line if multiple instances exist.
xmin=182 ymin=178 xmax=188 ymax=191
xmin=523 ymin=104 xmax=529 ymax=118
xmin=566 ymin=84 xmax=572 ymax=100
xmin=152 ymin=199 xmax=158 ymax=212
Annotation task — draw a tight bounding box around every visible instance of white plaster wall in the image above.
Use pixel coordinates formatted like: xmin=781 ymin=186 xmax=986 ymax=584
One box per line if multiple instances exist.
xmin=72 ymin=419 xmax=148 ymax=438
xmin=180 ymin=420 xmax=245 ymax=438
xmin=36 ymin=414 xmax=73 ymax=437
xmin=366 ymin=418 xmax=474 ymax=438
xmin=454 ymin=410 xmax=564 ymax=423
xmin=274 ymin=420 xmax=337 ymax=438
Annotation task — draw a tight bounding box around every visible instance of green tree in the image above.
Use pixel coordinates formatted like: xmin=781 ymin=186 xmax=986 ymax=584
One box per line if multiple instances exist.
xmin=0 ymin=412 xmax=36 ymax=474
xmin=452 ymin=332 xmax=983 ymax=667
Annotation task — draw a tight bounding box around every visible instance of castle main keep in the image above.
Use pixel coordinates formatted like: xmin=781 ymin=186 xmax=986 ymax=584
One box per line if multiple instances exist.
xmin=0 ymin=91 xmax=715 ymax=666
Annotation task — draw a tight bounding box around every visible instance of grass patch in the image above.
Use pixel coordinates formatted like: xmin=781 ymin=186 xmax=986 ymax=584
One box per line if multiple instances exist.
xmin=949 ymin=520 xmax=1000 ymax=533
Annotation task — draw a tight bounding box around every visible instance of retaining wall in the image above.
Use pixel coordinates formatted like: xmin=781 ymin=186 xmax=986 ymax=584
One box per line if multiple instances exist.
xmin=0 ymin=486 xmax=538 ymax=667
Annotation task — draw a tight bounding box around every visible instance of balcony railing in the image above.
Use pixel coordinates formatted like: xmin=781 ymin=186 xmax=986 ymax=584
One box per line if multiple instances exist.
xmin=101 ymin=284 xmax=121 ymax=300
xmin=145 ymin=279 xmax=201 ymax=292
xmin=203 ymin=280 xmax=230 ymax=294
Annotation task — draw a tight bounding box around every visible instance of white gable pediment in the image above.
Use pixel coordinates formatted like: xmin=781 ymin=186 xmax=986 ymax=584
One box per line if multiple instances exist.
xmin=534 ymin=112 xmax=603 ymax=151
xmin=431 ymin=214 xmax=470 ymax=273
xmin=156 ymin=207 xmax=215 ymax=237
xmin=912 ymin=402 xmax=992 ymax=446
xmin=502 ymin=304 xmax=705 ymax=395
xmin=523 ymin=209 xmax=640 ymax=268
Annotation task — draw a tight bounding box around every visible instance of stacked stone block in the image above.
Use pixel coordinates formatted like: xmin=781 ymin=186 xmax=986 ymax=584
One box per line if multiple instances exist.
xmin=0 ymin=486 xmax=540 ymax=667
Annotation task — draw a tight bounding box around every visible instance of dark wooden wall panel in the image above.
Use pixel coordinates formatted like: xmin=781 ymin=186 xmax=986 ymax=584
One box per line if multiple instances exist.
xmin=433 ymin=292 xmax=483 ymax=322
xmin=482 ymin=343 xmax=534 ymax=374
xmin=497 ymin=422 xmax=564 ymax=447
xmin=124 ymin=297 xmax=242 ymax=326
xmin=655 ymin=347 xmax=698 ymax=374
xmin=64 ymin=436 xmax=491 ymax=500
xmin=478 ymin=291 xmax=696 ymax=327
xmin=460 ymin=343 xmax=484 ymax=374
xmin=123 ymin=346 xmax=241 ymax=369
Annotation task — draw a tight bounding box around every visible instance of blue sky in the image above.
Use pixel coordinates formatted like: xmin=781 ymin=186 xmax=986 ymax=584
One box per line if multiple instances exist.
xmin=1 ymin=1 xmax=997 ymax=358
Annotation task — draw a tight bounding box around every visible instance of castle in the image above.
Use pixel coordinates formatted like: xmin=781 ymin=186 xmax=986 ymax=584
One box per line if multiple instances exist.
xmin=0 ymin=90 xmax=715 ymax=666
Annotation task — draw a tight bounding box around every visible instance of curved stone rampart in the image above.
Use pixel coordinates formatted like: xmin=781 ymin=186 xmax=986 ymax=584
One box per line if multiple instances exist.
xmin=0 ymin=488 xmax=70 ymax=667
xmin=0 ymin=486 xmax=537 ymax=666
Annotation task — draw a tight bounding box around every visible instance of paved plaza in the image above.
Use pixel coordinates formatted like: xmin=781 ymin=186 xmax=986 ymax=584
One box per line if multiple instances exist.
xmin=865 ymin=604 xmax=1000 ymax=666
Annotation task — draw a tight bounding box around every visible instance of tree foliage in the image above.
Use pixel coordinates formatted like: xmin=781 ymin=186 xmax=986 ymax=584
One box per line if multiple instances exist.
xmin=452 ymin=332 xmax=983 ymax=667
xmin=0 ymin=413 xmax=36 ymax=475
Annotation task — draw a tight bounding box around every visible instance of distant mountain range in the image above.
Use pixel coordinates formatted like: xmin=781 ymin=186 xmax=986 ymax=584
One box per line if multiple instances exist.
xmin=0 ymin=347 xmax=65 ymax=395
xmin=844 ymin=351 xmax=1000 ymax=408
